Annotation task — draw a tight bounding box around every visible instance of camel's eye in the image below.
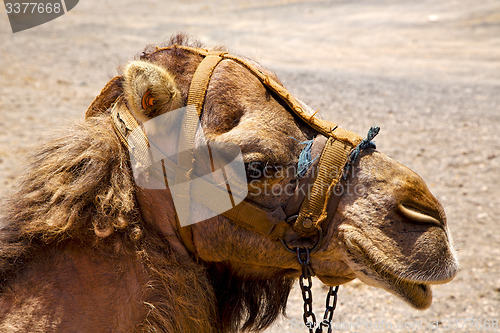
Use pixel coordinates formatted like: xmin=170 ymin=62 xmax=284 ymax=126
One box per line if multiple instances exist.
xmin=141 ymin=89 xmax=156 ymax=111
xmin=245 ymin=161 xmax=277 ymax=181
xmin=245 ymin=161 xmax=264 ymax=180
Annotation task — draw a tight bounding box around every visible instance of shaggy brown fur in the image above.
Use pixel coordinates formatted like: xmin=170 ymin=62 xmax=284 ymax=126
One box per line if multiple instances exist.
xmin=0 ymin=118 xmax=136 ymax=286
xmin=0 ymin=114 xmax=292 ymax=332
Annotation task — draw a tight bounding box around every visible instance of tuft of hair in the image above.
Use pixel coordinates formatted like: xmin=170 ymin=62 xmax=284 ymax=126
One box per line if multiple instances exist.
xmin=0 ymin=116 xmax=140 ymax=288
xmin=136 ymin=229 xmax=219 ymax=333
xmin=209 ymin=263 xmax=294 ymax=332
xmin=140 ymin=33 xmax=205 ymax=59
xmin=6 ymin=116 xmax=136 ymax=239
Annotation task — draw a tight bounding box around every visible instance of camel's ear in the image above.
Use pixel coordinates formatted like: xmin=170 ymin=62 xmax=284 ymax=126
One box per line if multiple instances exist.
xmin=85 ymin=76 xmax=124 ymax=118
xmin=123 ymin=61 xmax=182 ymax=122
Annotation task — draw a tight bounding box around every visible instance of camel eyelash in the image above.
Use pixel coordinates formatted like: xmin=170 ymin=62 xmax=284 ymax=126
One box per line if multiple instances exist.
xmin=244 ymin=161 xmax=278 ymax=180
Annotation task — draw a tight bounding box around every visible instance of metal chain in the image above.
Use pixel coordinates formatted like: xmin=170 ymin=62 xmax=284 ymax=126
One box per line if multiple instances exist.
xmin=297 ymin=247 xmax=316 ymax=332
xmin=296 ymin=247 xmax=339 ymax=333
xmin=316 ymin=286 xmax=339 ymax=333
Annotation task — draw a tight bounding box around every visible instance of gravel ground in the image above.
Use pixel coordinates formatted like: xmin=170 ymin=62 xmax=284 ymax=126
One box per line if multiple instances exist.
xmin=1 ymin=1 xmax=499 ymax=332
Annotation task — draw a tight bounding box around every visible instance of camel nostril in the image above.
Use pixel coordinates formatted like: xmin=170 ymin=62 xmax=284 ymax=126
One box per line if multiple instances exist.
xmin=397 ymin=202 xmax=443 ymax=227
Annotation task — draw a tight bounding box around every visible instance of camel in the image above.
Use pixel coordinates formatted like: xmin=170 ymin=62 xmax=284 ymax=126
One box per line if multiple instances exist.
xmin=0 ymin=34 xmax=458 ymax=332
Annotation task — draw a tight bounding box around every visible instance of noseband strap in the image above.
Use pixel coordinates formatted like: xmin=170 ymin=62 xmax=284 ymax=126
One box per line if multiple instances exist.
xmin=292 ymin=136 xmax=355 ymax=236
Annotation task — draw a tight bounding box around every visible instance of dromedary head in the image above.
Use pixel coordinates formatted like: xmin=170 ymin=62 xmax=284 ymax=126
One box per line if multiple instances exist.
xmin=0 ymin=35 xmax=457 ymax=332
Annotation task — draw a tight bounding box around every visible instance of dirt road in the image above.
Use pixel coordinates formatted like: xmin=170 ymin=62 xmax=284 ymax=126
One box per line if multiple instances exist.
xmin=1 ymin=1 xmax=499 ymax=332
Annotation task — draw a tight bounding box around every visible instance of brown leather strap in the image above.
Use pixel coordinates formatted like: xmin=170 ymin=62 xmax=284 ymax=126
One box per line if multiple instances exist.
xmin=110 ymin=97 xmax=149 ymax=152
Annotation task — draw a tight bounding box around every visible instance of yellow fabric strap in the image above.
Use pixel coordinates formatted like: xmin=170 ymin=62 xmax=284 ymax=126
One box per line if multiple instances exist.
xmin=293 ymin=137 xmax=356 ymax=235
xmin=187 ymin=52 xmax=227 ymax=116
xmin=178 ymin=52 xmax=225 ymax=166
xmin=110 ymin=97 xmax=149 ymax=152
xmin=172 ymin=52 xmax=226 ymax=254
xmin=179 ymin=51 xmax=293 ymax=240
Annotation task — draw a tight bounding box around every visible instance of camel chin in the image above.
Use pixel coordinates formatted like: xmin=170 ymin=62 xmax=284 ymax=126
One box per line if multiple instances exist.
xmin=338 ymin=227 xmax=458 ymax=309
xmin=317 ymin=276 xmax=355 ymax=287
xmin=349 ymin=261 xmax=434 ymax=310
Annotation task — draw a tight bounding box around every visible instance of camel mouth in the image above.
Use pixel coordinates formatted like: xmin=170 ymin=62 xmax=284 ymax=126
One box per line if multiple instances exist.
xmin=349 ymin=256 xmax=433 ymax=309
xmin=341 ymin=234 xmax=449 ymax=309
xmin=373 ymin=266 xmax=433 ymax=309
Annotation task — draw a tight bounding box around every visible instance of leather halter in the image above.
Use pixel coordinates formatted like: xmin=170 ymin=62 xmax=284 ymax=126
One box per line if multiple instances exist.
xmin=109 ymin=45 xmax=364 ymax=255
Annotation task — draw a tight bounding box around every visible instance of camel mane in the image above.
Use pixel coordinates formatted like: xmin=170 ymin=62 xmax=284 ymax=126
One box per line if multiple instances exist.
xmin=0 ymin=34 xmax=293 ymax=332
xmin=0 ymin=117 xmax=139 ymax=280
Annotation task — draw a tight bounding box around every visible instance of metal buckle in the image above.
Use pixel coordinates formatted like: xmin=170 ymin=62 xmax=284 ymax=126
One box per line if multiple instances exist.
xmin=280 ymin=227 xmax=323 ymax=254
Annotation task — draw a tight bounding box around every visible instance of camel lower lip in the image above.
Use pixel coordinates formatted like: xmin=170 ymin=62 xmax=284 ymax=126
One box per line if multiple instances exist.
xmin=390 ymin=277 xmax=432 ymax=309
xmin=345 ymin=237 xmax=433 ymax=309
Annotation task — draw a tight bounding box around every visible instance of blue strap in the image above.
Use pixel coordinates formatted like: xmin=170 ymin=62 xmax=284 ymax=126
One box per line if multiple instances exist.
xmin=291 ymin=138 xmax=319 ymax=178
xmin=342 ymin=126 xmax=380 ymax=180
